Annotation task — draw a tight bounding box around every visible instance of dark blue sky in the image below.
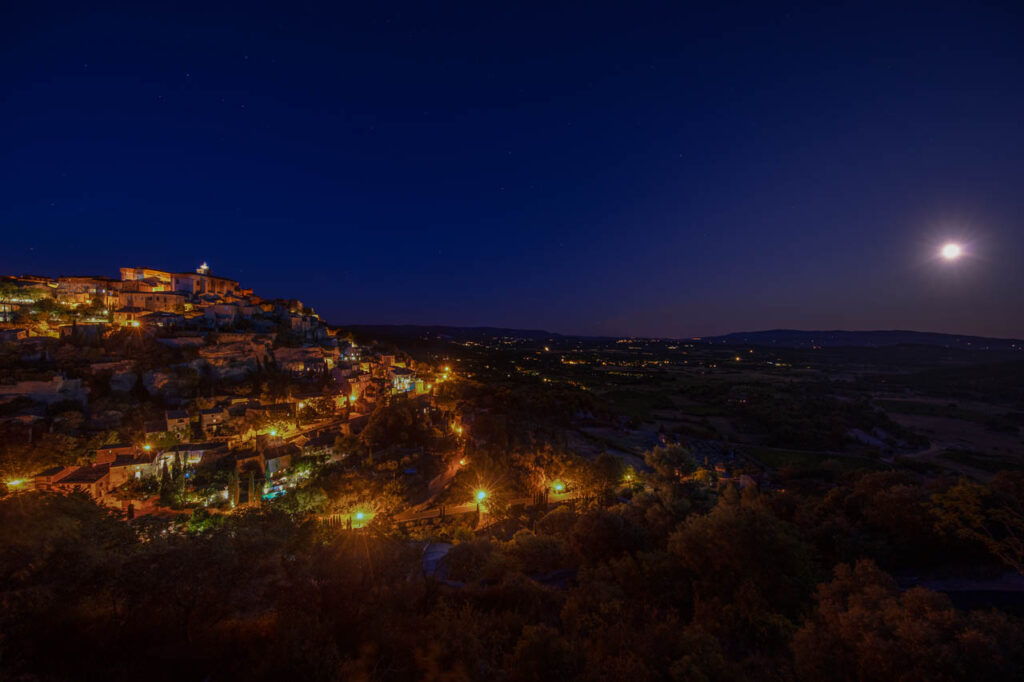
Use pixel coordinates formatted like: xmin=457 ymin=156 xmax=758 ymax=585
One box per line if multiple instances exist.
xmin=2 ymin=2 xmax=1022 ymax=337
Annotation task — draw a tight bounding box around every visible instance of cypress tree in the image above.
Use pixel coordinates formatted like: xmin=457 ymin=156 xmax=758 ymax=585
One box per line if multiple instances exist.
xmin=159 ymin=461 xmax=173 ymax=507
xmin=228 ymin=469 xmax=239 ymax=507
xmin=177 ymin=453 xmax=188 ymax=502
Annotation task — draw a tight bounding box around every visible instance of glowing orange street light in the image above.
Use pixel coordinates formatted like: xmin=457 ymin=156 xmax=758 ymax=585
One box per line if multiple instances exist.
xmin=552 ymin=481 xmax=565 ymax=493
xmin=269 ymin=429 xmax=277 ymax=437
xmin=143 ymin=444 xmax=152 ymax=451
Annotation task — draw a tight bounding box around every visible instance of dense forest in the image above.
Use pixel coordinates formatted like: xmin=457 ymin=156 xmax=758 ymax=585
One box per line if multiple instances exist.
xmin=3 ymin=446 xmax=1024 ymax=681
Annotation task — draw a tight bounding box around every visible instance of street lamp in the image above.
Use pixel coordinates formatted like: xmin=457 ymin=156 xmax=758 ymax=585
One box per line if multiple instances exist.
xmin=351 ymin=510 xmax=373 ymax=529
xmin=475 ymin=489 xmax=487 ymax=513
xmin=552 ymin=481 xmax=565 ymax=493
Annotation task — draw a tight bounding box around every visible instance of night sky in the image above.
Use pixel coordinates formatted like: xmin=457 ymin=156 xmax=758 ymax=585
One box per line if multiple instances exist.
xmin=2 ymin=2 xmax=1022 ymax=338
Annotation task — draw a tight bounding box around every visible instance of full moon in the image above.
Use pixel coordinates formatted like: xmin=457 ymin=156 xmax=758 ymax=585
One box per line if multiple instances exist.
xmin=940 ymin=242 xmax=962 ymax=261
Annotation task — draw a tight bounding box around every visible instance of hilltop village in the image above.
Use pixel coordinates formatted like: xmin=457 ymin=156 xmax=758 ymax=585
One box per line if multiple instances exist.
xmin=0 ymin=265 xmax=451 ymax=520
xmin=5 ymin=266 xmax=1024 ymax=681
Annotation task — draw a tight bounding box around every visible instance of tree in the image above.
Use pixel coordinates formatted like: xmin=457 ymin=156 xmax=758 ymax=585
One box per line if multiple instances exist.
xmin=593 ymin=451 xmax=625 ymax=490
xmin=159 ymin=461 xmax=174 ymax=507
xmin=793 ymin=559 xmax=1024 ymax=682
xmin=227 ymin=469 xmax=239 ymax=507
xmin=359 ymin=397 xmax=433 ymax=450
xmin=174 ymin=453 xmax=186 ymax=504
xmin=186 ymin=507 xmax=224 ymax=534
xmin=505 ymin=624 xmax=577 ymax=682
xmin=667 ymin=495 xmax=817 ymax=662
xmin=569 ymin=510 xmax=645 ymax=563
xmin=931 ymin=472 xmax=1024 ymax=574
xmin=277 ymin=487 xmax=327 ymax=515
xmin=644 ymin=444 xmax=697 ymax=481
xmin=247 ymin=470 xmax=257 ymax=506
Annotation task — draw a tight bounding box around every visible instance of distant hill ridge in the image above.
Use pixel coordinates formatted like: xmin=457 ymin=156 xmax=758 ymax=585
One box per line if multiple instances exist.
xmin=700 ymin=329 xmax=1024 ymax=350
xmin=341 ymin=324 xmax=1023 ymax=351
